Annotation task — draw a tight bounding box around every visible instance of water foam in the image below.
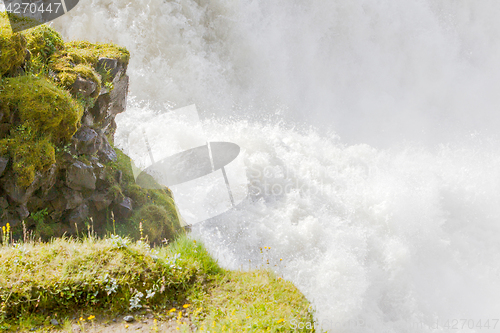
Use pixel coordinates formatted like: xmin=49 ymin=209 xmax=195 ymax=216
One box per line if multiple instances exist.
xmin=49 ymin=0 xmax=500 ymax=331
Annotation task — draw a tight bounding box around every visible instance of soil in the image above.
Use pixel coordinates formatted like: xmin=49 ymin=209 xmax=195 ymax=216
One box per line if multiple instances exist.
xmin=48 ymin=312 xmax=195 ymax=333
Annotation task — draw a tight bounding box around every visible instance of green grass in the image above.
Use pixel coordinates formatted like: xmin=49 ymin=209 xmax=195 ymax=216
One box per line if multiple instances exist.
xmin=0 ymin=231 xmax=315 ymax=332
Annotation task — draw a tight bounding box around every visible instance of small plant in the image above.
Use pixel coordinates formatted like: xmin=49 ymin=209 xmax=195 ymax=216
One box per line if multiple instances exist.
xmin=106 ymin=234 xmax=130 ymax=249
xmin=1 ymin=223 xmax=10 ymax=246
xmin=104 ymin=81 xmax=114 ymax=91
xmin=129 ymin=291 xmax=144 ymax=310
xmin=30 ymin=208 xmax=48 ymax=225
xmin=102 ymin=274 xmax=118 ymax=295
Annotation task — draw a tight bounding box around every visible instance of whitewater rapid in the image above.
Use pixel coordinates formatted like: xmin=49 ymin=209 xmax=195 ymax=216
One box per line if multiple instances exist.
xmin=49 ymin=0 xmax=500 ymax=331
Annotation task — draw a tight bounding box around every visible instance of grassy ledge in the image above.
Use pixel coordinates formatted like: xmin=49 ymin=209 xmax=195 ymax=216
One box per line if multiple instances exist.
xmin=0 ymin=232 xmax=315 ymax=332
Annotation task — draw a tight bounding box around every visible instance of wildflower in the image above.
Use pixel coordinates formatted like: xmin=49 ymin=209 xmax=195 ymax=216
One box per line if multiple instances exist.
xmin=182 ymin=304 xmax=191 ymax=308
xmin=169 ymin=308 xmax=176 ymax=313
xmin=125 ymin=324 xmax=129 ymax=328
xmin=277 ymin=318 xmax=285 ymax=323
xmin=6 ymin=223 xmax=9 ymax=233
xmin=280 ymin=258 xmax=282 ymax=261
xmin=88 ymin=315 xmax=95 ymax=320
xmin=79 ymin=317 xmax=85 ymax=322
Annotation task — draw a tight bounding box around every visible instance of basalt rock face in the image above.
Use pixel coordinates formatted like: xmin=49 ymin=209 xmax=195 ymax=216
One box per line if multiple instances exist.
xmin=0 ymin=56 xmax=130 ymax=232
xmin=0 ymin=18 xmax=181 ymax=241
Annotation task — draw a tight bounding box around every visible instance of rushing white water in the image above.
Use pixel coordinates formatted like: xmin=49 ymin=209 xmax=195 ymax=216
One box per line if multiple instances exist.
xmin=49 ymin=0 xmax=500 ymax=331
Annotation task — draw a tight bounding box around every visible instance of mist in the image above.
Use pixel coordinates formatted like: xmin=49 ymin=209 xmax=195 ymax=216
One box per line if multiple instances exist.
xmin=50 ymin=0 xmax=500 ymax=331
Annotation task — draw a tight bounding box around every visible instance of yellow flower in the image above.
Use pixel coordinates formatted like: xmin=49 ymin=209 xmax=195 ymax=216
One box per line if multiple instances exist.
xmin=182 ymin=304 xmax=191 ymax=308
xmin=79 ymin=317 xmax=85 ymax=322
xmin=277 ymin=318 xmax=285 ymax=323
xmin=175 ymin=327 xmax=179 ymax=330
xmin=6 ymin=223 xmax=9 ymax=233
xmin=169 ymin=308 xmax=176 ymax=312
xmin=246 ymin=316 xmax=250 ymax=319
xmin=2 ymin=226 xmax=5 ymax=234
xmin=125 ymin=324 xmax=129 ymax=328
xmin=87 ymin=315 xmax=95 ymax=320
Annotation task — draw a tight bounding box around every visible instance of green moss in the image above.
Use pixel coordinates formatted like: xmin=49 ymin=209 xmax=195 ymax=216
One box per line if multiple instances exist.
xmin=64 ymin=40 xmax=130 ymax=66
xmin=126 ymin=184 xmax=149 ymax=207
xmin=108 ymin=184 xmax=124 ymax=203
xmin=49 ymin=40 xmax=129 ymax=86
xmin=0 ymin=13 xmax=27 ymax=76
xmin=0 ymin=125 xmax=55 ymax=187
xmin=105 ymin=149 xmax=182 ymax=242
xmin=46 ymin=40 xmax=128 ymax=99
xmin=133 ymin=204 xmax=176 ymax=244
xmin=23 ymin=24 xmax=64 ymax=61
xmin=50 ymin=59 xmax=102 ymax=97
xmin=0 ymin=76 xmax=83 ymax=186
xmin=0 ymin=76 xmax=83 ymax=142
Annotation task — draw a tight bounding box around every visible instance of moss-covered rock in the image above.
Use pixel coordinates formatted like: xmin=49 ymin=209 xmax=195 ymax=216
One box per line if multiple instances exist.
xmin=0 ymin=76 xmax=83 ymax=186
xmin=133 ymin=204 xmax=176 ymax=244
xmin=63 ymin=40 xmax=130 ymax=67
xmin=0 ymin=14 xmax=181 ymax=245
xmin=0 ymin=13 xmax=27 ymax=76
xmin=0 ymin=76 xmax=83 ymax=142
xmin=0 ymin=127 xmax=55 ymax=188
xmin=23 ymin=24 xmax=64 ymax=61
xmin=104 ymin=149 xmax=182 ymax=243
xmin=48 ymin=40 xmax=130 ymax=96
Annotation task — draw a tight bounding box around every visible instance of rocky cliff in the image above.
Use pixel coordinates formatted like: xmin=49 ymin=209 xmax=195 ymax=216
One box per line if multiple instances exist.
xmin=0 ymin=13 xmax=181 ymax=242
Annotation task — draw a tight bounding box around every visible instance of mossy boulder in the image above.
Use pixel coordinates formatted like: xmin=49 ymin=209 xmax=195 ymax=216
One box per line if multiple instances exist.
xmin=23 ymin=24 xmax=64 ymax=61
xmin=0 ymin=76 xmax=83 ymax=186
xmin=48 ymin=40 xmax=130 ymax=97
xmin=0 ymin=14 xmax=27 ymax=76
xmin=0 ymin=76 xmax=83 ymax=141
xmin=133 ymin=204 xmax=176 ymax=244
xmin=105 ymin=149 xmax=182 ymax=243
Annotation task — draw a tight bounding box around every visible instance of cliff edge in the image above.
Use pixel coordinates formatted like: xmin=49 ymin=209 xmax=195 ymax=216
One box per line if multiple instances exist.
xmin=0 ymin=13 xmax=181 ymax=243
